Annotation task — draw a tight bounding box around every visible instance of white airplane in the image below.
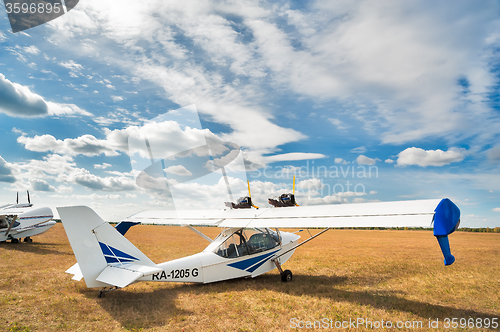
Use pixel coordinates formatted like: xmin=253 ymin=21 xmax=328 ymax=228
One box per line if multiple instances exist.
xmin=0 ymin=192 xmax=55 ymax=243
xmin=58 ymin=197 xmax=460 ymax=297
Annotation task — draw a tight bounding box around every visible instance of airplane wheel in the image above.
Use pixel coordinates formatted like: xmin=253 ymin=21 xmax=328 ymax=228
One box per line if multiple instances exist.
xmin=11 ymin=239 xmax=19 ymax=244
xmin=25 ymin=238 xmax=33 ymax=243
xmin=281 ymin=270 xmax=292 ymax=282
xmin=98 ymin=291 xmax=104 ymax=298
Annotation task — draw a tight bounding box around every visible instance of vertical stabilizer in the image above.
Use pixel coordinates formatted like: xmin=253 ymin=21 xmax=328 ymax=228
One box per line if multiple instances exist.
xmin=58 ymin=206 xmax=157 ymax=288
xmin=58 ymin=206 xmax=110 ymax=288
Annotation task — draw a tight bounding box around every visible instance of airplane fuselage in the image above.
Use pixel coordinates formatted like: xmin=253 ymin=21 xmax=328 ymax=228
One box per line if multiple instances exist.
xmin=138 ymin=228 xmax=300 ymax=283
xmin=0 ymin=206 xmax=55 ymax=242
xmin=0 ymin=220 xmax=56 ymax=242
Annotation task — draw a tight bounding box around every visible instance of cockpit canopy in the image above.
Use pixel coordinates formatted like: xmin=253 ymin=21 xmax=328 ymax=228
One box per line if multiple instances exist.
xmin=0 ymin=216 xmax=20 ymax=229
xmin=215 ymin=228 xmax=280 ymax=258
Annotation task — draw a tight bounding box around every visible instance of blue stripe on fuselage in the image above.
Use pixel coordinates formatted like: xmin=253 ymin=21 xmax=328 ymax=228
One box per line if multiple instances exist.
xmin=227 ymin=250 xmax=279 ymax=272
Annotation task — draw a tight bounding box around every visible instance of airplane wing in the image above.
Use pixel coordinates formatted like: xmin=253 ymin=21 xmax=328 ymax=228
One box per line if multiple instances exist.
xmin=125 ymin=199 xmax=442 ymax=229
xmin=125 ymin=198 xmax=461 ymax=266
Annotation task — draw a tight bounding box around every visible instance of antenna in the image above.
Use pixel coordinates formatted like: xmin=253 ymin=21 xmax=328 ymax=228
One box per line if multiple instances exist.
xmin=27 ymin=190 xmax=31 ymax=204
xmin=16 ymin=192 xmax=18 ymax=204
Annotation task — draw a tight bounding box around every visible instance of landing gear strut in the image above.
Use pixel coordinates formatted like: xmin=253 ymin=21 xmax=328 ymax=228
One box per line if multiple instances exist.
xmin=98 ymin=286 xmax=118 ymax=298
xmin=273 ymin=259 xmax=293 ymax=282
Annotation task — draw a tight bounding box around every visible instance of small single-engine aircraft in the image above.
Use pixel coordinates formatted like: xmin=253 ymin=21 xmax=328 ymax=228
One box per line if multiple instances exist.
xmin=0 ymin=191 xmax=55 ymax=243
xmin=59 ymin=197 xmax=460 ymax=297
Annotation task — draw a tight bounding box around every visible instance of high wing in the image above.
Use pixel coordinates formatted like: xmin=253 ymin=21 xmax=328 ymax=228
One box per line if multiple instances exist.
xmin=124 ymin=199 xmax=441 ymax=229
xmin=125 ymin=198 xmax=460 ymax=266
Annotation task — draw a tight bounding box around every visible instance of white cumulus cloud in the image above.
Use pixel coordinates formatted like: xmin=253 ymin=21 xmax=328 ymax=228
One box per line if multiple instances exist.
xmin=0 ymin=74 xmax=91 ymax=117
xmin=164 ymin=165 xmax=193 ymax=176
xmin=356 ymin=155 xmax=378 ymax=165
xmin=396 ymin=147 xmax=466 ymax=167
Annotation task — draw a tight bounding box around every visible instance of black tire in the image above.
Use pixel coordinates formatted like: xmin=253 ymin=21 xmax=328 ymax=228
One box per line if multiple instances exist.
xmin=281 ymin=269 xmax=292 ymax=282
xmin=11 ymin=239 xmax=19 ymax=244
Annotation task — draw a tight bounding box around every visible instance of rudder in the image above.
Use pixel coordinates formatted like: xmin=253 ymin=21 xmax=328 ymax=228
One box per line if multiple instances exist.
xmin=58 ymin=206 xmax=157 ymax=288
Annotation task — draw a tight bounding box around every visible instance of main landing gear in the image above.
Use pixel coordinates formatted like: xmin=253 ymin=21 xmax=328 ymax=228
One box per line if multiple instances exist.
xmin=98 ymin=286 xmax=118 ymax=298
xmin=273 ymin=259 xmax=293 ymax=282
xmin=9 ymin=237 xmax=32 ymax=243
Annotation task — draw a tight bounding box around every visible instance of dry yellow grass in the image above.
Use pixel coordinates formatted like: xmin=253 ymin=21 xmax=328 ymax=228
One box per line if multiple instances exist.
xmin=0 ymin=224 xmax=499 ymax=331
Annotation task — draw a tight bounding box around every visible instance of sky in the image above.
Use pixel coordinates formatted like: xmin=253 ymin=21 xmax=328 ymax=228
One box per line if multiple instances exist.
xmin=0 ymin=0 xmax=499 ymax=226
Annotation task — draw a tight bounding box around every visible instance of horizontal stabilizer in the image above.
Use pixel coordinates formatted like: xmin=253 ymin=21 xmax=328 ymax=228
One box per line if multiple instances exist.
xmin=66 ymin=263 xmax=83 ymax=281
xmin=115 ymin=221 xmax=140 ymax=235
xmin=96 ymin=264 xmax=162 ymax=288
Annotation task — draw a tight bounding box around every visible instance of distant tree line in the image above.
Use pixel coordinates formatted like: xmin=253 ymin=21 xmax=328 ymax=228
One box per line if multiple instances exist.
xmin=457 ymin=227 xmax=500 ymax=233
xmin=333 ymin=227 xmax=500 ymax=233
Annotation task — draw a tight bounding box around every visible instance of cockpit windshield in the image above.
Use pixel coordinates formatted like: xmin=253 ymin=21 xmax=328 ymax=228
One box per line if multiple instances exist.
xmin=215 ymin=228 xmax=280 ymax=258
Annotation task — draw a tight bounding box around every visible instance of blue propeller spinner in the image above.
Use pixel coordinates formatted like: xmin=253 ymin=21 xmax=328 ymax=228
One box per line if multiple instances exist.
xmin=433 ymin=198 xmax=461 ymax=266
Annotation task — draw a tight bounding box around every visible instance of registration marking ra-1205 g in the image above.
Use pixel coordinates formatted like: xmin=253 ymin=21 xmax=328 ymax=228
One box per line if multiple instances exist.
xmin=152 ymin=268 xmax=199 ymax=280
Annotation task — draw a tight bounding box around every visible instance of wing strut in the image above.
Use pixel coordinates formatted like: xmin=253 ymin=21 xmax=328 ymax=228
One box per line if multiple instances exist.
xmin=5 ymin=216 xmax=18 ymax=238
xmin=273 ymin=227 xmax=331 ymax=260
xmin=185 ymin=225 xmax=213 ymax=243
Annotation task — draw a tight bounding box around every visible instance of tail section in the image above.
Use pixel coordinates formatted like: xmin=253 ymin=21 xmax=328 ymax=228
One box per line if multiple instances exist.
xmin=58 ymin=206 xmax=161 ymax=288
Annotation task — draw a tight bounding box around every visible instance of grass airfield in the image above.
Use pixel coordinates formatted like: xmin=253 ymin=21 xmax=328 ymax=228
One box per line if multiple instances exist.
xmin=1 ymin=224 xmax=499 ymax=331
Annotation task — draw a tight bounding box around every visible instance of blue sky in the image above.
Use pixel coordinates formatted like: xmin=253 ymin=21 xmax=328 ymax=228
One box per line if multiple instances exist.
xmin=0 ymin=0 xmax=499 ymax=226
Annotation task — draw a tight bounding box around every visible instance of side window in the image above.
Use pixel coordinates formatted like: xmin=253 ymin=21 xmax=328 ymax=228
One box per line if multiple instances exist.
xmin=246 ymin=232 xmax=279 ymax=254
xmin=0 ymin=216 xmax=15 ymax=229
xmin=215 ymin=232 xmax=249 ymax=258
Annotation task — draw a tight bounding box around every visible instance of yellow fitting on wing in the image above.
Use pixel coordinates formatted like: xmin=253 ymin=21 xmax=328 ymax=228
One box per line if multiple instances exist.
xmin=248 ymin=180 xmax=259 ymax=209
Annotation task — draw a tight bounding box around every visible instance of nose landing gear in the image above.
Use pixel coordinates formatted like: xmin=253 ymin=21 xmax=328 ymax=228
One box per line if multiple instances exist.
xmin=273 ymin=258 xmax=293 ymax=282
